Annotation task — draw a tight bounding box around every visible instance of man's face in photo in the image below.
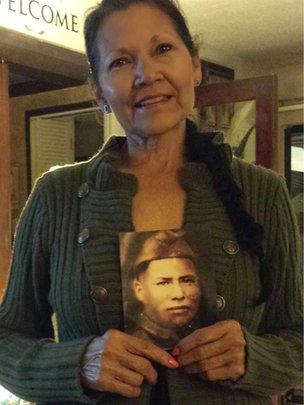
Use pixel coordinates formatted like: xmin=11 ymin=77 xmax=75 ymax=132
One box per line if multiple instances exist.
xmin=133 ymin=258 xmax=201 ymax=328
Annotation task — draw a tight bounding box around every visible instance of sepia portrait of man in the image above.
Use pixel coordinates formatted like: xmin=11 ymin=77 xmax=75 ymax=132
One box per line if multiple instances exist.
xmin=120 ymin=229 xmax=216 ymax=349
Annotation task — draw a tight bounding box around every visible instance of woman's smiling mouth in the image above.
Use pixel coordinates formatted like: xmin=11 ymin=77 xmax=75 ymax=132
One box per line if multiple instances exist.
xmin=134 ymin=95 xmax=172 ymax=108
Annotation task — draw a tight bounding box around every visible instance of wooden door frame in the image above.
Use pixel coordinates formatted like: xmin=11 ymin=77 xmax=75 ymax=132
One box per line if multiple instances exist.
xmin=196 ymin=75 xmax=278 ymax=170
xmin=0 ymin=62 xmax=11 ymax=300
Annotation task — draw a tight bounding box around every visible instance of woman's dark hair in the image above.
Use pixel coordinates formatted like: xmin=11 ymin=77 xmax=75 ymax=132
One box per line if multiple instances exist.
xmin=185 ymin=120 xmax=269 ymax=305
xmin=84 ymin=0 xmax=197 ymax=85
xmin=84 ymin=0 xmax=269 ymax=304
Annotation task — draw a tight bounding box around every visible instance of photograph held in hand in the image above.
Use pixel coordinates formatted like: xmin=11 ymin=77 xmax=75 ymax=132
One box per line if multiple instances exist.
xmin=119 ymin=229 xmax=218 ymax=349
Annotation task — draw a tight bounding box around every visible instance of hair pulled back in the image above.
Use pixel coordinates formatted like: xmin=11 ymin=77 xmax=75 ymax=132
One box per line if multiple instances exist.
xmin=84 ymin=0 xmax=269 ymax=304
xmin=84 ymin=0 xmax=197 ymax=85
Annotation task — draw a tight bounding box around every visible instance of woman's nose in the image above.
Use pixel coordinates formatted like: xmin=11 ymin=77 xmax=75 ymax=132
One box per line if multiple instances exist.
xmin=134 ymin=57 xmax=162 ymax=86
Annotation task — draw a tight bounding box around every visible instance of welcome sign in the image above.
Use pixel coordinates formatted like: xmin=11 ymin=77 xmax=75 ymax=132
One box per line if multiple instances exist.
xmin=0 ymin=0 xmax=97 ymax=53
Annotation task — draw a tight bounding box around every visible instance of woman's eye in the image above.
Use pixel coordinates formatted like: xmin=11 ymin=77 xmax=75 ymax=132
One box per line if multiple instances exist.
xmin=156 ymin=43 xmax=172 ymax=54
xmin=109 ymin=58 xmax=129 ymax=69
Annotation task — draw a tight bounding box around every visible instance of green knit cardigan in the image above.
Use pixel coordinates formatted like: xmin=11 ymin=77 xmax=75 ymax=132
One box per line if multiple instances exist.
xmin=0 ymin=136 xmax=302 ymax=404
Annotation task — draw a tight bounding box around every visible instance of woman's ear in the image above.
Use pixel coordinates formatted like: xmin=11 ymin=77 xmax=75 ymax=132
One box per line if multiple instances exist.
xmin=192 ymin=54 xmax=202 ymax=86
xmin=133 ymin=280 xmax=144 ymax=302
xmin=93 ymin=83 xmax=104 ymax=108
xmin=93 ymin=83 xmax=112 ymax=113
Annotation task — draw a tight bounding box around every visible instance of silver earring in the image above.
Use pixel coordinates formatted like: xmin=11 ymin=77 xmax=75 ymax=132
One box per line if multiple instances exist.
xmin=102 ymin=104 xmax=111 ymax=114
xmin=195 ymin=79 xmax=201 ymax=87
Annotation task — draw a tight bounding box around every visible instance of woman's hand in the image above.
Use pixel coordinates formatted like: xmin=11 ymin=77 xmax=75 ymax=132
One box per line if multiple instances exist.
xmin=81 ymin=329 xmax=179 ymax=398
xmin=175 ymin=320 xmax=246 ymax=382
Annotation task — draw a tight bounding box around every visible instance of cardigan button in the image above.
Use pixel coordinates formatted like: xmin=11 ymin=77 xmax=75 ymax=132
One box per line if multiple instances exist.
xmin=78 ymin=182 xmax=90 ymax=198
xmin=90 ymin=287 xmax=109 ymax=303
xmin=216 ymin=295 xmax=226 ymax=311
xmin=223 ymin=240 xmax=239 ymax=255
xmin=77 ymin=228 xmax=90 ymax=244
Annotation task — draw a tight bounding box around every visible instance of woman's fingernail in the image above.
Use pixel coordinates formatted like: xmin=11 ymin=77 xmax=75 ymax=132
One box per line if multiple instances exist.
xmin=171 ymin=347 xmax=181 ymax=357
xmin=168 ymin=359 xmax=179 ymax=368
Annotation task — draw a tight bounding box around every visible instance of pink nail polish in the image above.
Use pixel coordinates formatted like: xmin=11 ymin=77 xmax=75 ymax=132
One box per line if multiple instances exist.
xmin=171 ymin=347 xmax=181 ymax=357
xmin=168 ymin=359 xmax=179 ymax=368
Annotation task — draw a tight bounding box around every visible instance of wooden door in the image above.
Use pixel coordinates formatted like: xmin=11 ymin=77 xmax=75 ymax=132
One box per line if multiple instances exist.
xmin=195 ymin=75 xmax=278 ymax=170
xmin=0 ymin=62 xmax=11 ymax=300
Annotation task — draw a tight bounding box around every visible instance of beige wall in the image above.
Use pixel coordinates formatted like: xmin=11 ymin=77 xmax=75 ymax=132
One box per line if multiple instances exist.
xmin=200 ymin=43 xmax=303 ymax=101
xmin=241 ymin=62 xmax=303 ymax=101
xmin=10 ymin=85 xmax=94 ymax=221
xmin=275 ymin=64 xmax=303 ymax=101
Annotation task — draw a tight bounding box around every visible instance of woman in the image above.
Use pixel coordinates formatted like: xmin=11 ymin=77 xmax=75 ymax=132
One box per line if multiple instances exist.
xmin=121 ymin=229 xmax=214 ymax=349
xmin=0 ymin=0 xmax=302 ymax=403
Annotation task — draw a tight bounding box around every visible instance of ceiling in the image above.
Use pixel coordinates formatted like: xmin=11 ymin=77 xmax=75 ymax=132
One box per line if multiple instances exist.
xmin=182 ymin=0 xmax=303 ymax=65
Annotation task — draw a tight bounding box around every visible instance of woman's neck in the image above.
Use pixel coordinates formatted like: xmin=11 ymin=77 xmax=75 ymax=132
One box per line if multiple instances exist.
xmin=120 ymin=122 xmax=186 ymax=175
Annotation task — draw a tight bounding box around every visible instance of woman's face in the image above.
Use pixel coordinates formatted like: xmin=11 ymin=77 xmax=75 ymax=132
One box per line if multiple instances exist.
xmin=94 ymin=3 xmax=201 ymax=137
xmin=133 ymin=258 xmax=201 ymax=328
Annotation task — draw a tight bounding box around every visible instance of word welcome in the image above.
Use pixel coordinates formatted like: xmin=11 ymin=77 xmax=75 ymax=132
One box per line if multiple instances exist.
xmin=0 ymin=0 xmax=79 ymax=33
